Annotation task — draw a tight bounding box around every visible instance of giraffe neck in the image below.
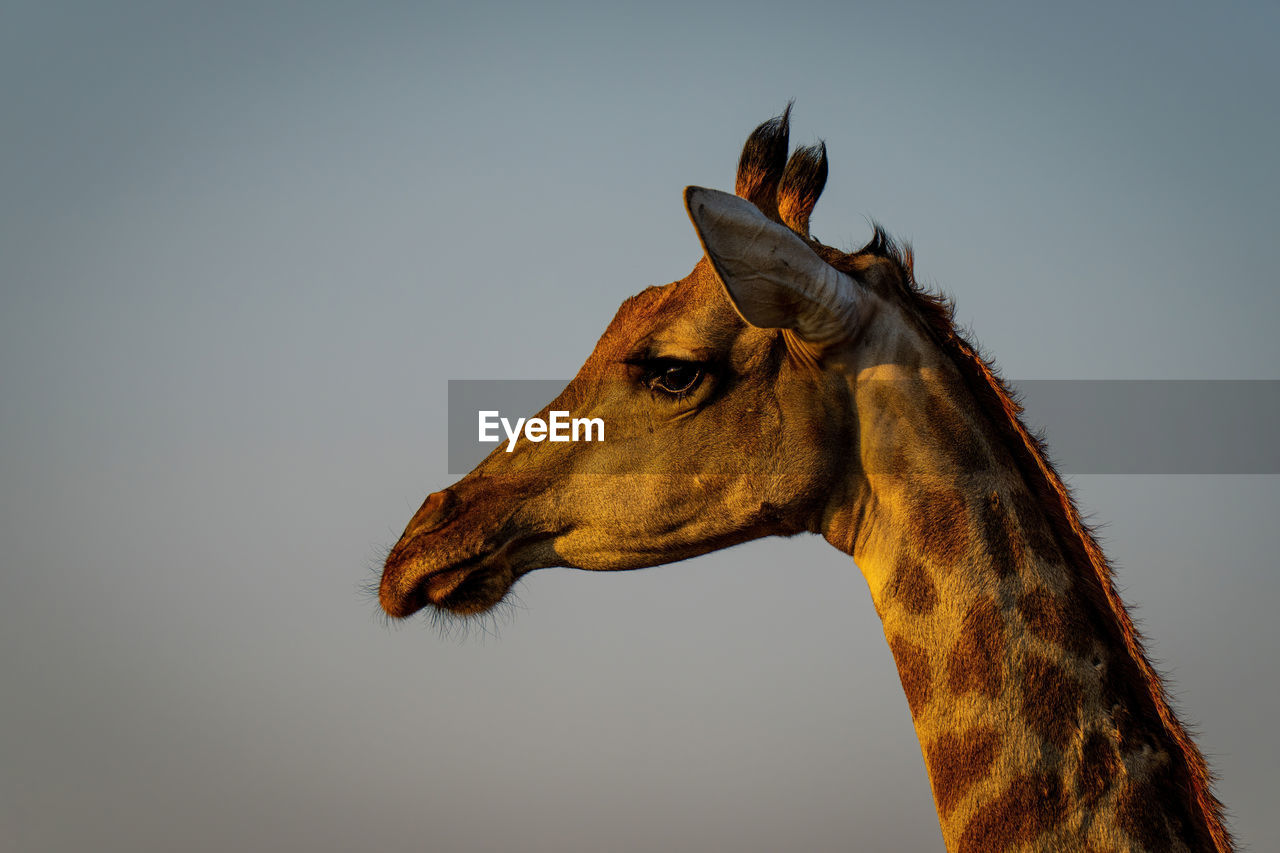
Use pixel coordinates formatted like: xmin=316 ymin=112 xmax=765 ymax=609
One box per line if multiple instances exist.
xmin=819 ymin=346 xmax=1226 ymax=851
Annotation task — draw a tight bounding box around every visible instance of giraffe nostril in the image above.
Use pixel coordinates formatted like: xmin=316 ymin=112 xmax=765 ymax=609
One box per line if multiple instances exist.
xmin=405 ymin=489 xmax=458 ymax=538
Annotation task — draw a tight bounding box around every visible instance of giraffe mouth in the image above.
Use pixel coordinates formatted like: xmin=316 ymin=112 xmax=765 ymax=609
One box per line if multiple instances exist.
xmin=424 ymin=560 xmax=517 ymax=616
xmin=380 ymin=555 xmax=517 ymax=619
xmin=381 ymin=527 xmax=565 ymax=619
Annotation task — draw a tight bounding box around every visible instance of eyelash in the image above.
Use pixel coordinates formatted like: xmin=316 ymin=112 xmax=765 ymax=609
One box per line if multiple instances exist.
xmin=637 ymin=358 xmax=707 ymax=398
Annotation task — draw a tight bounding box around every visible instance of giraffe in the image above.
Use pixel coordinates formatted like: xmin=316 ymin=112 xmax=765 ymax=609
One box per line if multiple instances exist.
xmin=379 ymin=109 xmax=1232 ymax=851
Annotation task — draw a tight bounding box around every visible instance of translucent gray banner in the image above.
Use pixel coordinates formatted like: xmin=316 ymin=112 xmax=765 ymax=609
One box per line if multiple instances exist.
xmin=447 ymin=379 xmax=1280 ymax=475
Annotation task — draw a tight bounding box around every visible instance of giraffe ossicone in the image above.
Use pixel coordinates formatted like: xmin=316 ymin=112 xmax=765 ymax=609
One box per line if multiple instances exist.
xmin=685 ymin=185 xmax=862 ymax=345
xmin=380 ymin=109 xmax=1232 ymax=852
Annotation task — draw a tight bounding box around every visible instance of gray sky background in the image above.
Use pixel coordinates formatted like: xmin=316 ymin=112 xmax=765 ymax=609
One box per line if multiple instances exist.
xmin=2 ymin=2 xmax=1277 ymax=851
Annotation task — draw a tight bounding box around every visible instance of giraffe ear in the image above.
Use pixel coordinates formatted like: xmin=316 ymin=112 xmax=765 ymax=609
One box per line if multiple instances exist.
xmin=684 ymin=186 xmax=862 ymax=346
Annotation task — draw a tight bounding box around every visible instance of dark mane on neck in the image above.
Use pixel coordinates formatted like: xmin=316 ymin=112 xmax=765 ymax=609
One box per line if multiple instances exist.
xmin=826 ymin=228 xmax=1234 ymax=852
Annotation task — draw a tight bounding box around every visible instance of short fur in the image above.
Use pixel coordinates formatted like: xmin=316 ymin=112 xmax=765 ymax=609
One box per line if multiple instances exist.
xmin=735 ymin=108 xmax=1232 ymax=852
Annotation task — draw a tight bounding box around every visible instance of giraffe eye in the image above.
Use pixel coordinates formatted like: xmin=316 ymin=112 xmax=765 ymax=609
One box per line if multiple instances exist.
xmin=647 ymin=360 xmax=705 ymax=396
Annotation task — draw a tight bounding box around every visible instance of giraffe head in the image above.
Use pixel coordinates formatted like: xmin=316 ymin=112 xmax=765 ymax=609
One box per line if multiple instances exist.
xmin=378 ymin=109 xmax=913 ymax=619
xmin=376 ymin=108 xmax=1236 ymax=853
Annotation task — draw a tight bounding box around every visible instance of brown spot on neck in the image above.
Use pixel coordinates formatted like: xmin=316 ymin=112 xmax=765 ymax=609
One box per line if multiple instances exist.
xmin=946 ymin=596 xmax=1005 ymax=699
xmin=1021 ymin=653 xmax=1085 ymax=751
xmin=979 ymin=491 xmax=1018 ymax=578
xmin=926 ymin=727 xmax=1001 ymax=817
xmin=887 ymin=555 xmax=939 ymax=615
xmin=1019 ymin=587 xmax=1097 ymax=659
xmin=911 ymin=486 xmax=970 ymax=565
xmin=888 ymin=635 xmax=932 ymax=719
xmin=1117 ymin=779 xmax=1178 ymax=850
xmin=957 ymin=771 xmax=1068 ymax=853
xmin=1008 ymin=486 xmax=1061 ymax=567
xmin=1077 ymin=729 xmax=1120 ymax=804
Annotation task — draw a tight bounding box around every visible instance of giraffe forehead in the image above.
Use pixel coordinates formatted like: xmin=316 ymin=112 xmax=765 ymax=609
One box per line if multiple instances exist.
xmin=596 ymin=269 xmax=748 ymax=362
